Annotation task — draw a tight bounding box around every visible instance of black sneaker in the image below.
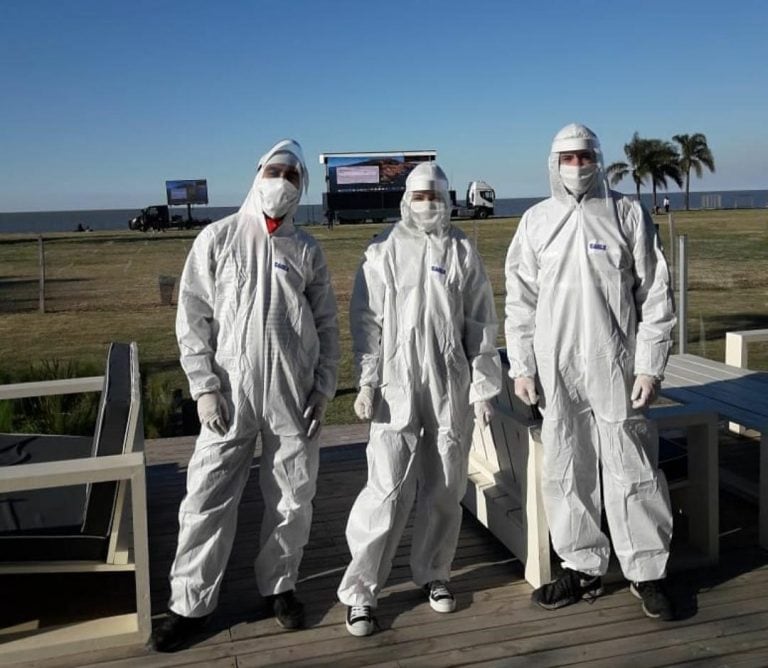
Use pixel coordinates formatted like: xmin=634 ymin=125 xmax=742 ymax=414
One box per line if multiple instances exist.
xmin=345 ymin=605 xmax=375 ymax=636
xmin=150 ymin=610 xmax=212 ymax=652
xmin=630 ymin=579 xmax=674 ymax=620
xmin=424 ymin=580 xmax=457 ymax=613
xmin=267 ymin=590 xmax=305 ymax=629
xmin=531 ymin=568 xmax=604 ymax=610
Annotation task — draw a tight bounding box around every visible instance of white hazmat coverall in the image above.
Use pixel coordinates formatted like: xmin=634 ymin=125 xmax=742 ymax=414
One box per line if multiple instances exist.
xmin=505 ymin=124 xmax=675 ymax=582
xmin=169 ymin=139 xmax=340 ymax=618
xmin=337 ymin=163 xmax=502 ymax=607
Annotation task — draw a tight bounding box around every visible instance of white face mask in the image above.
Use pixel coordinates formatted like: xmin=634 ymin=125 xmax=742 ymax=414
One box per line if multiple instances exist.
xmin=409 ymin=199 xmax=449 ymax=233
xmin=257 ymin=178 xmax=300 ymax=219
xmin=559 ymin=164 xmax=598 ymax=196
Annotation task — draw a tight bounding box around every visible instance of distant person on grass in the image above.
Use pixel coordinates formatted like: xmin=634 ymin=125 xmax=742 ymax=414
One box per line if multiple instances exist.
xmin=505 ymin=123 xmax=677 ymax=620
xmin=337 ymin=162 xmax=501 ymax=637
xmin=151 ymin=139 xmax=340 ymax=652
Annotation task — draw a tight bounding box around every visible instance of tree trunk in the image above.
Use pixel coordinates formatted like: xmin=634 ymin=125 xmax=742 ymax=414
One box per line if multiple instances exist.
xmin=685 ymin=169 xmax=691 ymax=210
xmin=653 ymin=182 xmax=658 ymax=211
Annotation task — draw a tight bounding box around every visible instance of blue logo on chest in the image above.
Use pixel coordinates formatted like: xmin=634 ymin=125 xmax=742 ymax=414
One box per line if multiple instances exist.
xmin=431 ymin=265 xmax=446 ymax=275
xmin=274 ymin=261 xmax=289 ymax=272
xmin=588 ymin=242 xmax=607 ymax=251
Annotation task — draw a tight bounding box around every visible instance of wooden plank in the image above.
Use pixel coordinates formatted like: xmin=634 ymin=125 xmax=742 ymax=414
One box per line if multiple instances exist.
xmin=0 ymin=452 xmax=145 ymax=493
xmin=561 ymin=628 xmax=768 ymax=668
xmin=0 ymin=376 xmax=103 ymax=400
xmin=660 ymin=386 xmax=765 ymax=430
xmin=234 ymin=598 xmax=768 ymax=668
xmin=662 ymin=366 xmax=768 ymax=415
xmin=0 ymin=614 xmax=142 ymax=665
xmin=670 ymin=354 xmax=768 ymax=382
xmin=338 ymin=599 xmax=768 ymax=668
xmin=0 ymin=561 xmax=136 ymax=574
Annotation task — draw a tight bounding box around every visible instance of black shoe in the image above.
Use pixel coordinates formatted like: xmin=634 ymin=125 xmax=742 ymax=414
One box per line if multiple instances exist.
xmin=346 ymin=605 xmax=375 ymax=637
xmin=631 ymin=579 xmax=674 ymax=620
xmin=424 ymin=580 xmax=457 ymax=613
xmin=150 ymin=610 xmax=211 ymax=652
xmin=531 ymin=568 xmax=604 ymax=610
xmin=267 ymin=590 xmax=305 ymax=629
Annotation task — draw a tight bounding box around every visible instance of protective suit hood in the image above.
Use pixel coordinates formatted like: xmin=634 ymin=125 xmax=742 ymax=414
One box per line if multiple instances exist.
xmin=548 ymin=123 xmax=609 ymax=204
xmin=400 ymin=162 xmax=452 ymax=235
xmin=240 ymin=139 xmax=309 ymax=231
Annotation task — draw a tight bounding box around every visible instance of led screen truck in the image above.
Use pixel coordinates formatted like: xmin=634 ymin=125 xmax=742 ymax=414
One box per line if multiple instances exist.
xmin=318 ymin=151 xmax=494 ymax=224
xmin=319 ymin=150 xmax=436 ymax=224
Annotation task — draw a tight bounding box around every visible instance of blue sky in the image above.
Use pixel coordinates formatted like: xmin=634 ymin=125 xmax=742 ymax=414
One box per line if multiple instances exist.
xmin=1 ymin=0 xmax=766 ymax=210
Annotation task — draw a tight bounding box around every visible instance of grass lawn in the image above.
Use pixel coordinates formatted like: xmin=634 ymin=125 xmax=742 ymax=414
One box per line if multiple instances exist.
xmin=1 ymin=208 xmax=766 ymax=431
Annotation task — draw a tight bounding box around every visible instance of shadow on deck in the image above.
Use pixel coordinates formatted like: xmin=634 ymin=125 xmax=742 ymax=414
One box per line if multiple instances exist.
xmin=5 ymin=425 xmax=768 ymax=668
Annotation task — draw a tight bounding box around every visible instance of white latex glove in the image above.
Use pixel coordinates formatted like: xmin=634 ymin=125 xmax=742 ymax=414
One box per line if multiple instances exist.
xmin=353 ymin=385 xmax=374 ymax=421
xmin=474 ymin=400 xmax=495 ymax=427
xmin=197 ymin=391 xmax=230 ymax=437
xmin=303 ymin=390 xmax=328 ymax=439
xmin=514 ymin=376 xmax=539 ymax=406
xmin=631 ymin=374 xmax=657 ymax=409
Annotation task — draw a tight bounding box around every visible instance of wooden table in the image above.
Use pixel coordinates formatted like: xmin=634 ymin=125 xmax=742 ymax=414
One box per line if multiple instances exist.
xmin=661 ymin=353 xmax=768 ymax=548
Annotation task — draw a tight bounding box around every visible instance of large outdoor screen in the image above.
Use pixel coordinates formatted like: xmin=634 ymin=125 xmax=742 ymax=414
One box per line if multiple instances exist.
xmin=165 ymin=179 xmax=209 ymax=206
xmin=326 ymin=154 xmax=433 ymax=193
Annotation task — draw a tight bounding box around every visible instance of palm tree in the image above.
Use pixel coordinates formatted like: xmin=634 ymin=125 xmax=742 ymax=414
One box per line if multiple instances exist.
xmin=606 ymin=132 xmax=653 ymax=200
xmin=647 ymin=139 xmax=683 ymax=211
xmin=672 ymin=133 xmax=715 ymax=210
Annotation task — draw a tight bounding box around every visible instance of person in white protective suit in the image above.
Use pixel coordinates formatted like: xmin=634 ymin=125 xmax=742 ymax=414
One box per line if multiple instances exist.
xmin=151 ymin=139 xmax=340 ymax=652
xmin=338 ymin=162 xmax=502 ymax=637
xmin=504 ymin=123 xmax=677 ymax=620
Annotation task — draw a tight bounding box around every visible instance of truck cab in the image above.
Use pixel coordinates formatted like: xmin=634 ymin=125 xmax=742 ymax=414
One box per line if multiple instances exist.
xmin=452 ymin=181 xmax=495 ymax=219
xmin=128 ymin=205 xmax=171 ymax=232
xmin=128 ymin=205 xmax=211 ymax=232
xmin=465 ymin=181 xmax=495 ymax=218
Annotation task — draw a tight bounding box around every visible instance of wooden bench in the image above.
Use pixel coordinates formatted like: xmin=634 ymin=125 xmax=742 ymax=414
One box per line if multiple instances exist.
xmin=462 ymin=353 xmax=719 ymax=588
xmin=660 ymin=352 xmax=768 ymax=549
xmin=725 ymin=328 xmax=768 ymax=434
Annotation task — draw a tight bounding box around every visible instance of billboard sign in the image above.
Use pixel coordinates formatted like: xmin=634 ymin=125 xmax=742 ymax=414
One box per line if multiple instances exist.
xmin=325 ymin=153 xmax=433 ymax=193
xmin=165 ymin=179 xmax=209 ymax=206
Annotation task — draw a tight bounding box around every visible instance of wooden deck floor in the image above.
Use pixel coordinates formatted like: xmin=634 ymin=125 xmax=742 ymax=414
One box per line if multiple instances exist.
xmin=9 ymin=426 xmax=768 ymax=668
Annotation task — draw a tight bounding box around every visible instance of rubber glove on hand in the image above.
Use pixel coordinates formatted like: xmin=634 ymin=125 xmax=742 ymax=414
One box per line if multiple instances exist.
xmin=514 ymin=376 xmax=539 ymax=406
xmin=303 ymin=390 xmax=328 ymax=439
xmin=353 ymin=386 xmax=374 ymax=421
xmin=474 ymin=400 xmax=495 ymax=427
xmin=197 ymin=391 xmax=230 ymax=437
xmin=631 ymin=374 xmax=657 ymax=409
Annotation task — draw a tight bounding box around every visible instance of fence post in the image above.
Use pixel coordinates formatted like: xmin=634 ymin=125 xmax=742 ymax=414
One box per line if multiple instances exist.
xmin=677 ymin=234 xmax=688 ymax=354
xmin=38 ymin=235 xmax=46 ymax=314
xmin=667 ymin=213 xmax=675 ymax=290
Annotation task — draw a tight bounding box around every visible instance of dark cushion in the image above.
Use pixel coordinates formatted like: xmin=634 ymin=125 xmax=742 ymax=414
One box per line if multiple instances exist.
xmin=0 ymin=342 xmax=135 ymax=561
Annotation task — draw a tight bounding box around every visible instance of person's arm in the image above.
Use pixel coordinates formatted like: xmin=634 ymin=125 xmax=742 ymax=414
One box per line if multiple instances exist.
xmin=631 ymin=202 xmax=676 ymax=378
xmin=349 ymin=249 xmax=384 ymax=389
xmin=504 ymin=213 xmax=540 ymax=379
xmin=305 ymin=243 xmax=340 ymax=399
xmin=463 ymin=245 xmax=502 ymax=404
xmin=176 ymin=229 xmax=221 ymax=400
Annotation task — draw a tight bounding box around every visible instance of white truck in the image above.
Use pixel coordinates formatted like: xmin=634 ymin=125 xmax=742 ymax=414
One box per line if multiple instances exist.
xmin=451 ymin=181 xmax=495 ymax=219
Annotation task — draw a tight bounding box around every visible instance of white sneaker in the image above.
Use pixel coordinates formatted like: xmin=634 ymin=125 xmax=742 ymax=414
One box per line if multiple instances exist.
xmin=425 ymin=580 xmax=456 ymax=613
xmin=345 ymin=605 xmax=374 ymax=637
